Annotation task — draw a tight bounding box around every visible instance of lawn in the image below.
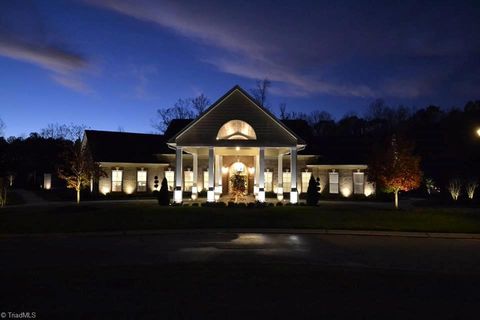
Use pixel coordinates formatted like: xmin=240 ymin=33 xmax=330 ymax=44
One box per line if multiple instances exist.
xmin=1 ymin=202 xmax=480 ymax=234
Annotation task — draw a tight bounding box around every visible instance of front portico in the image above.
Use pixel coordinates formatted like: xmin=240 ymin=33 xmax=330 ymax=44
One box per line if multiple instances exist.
xmin=168 ymin=85 xmax=305 ymax=204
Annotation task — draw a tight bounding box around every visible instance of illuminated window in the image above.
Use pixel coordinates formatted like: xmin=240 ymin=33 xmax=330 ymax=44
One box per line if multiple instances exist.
xmin=137 ymin=170 xmax=147 ymax=192
xmin=353 ymin=172 xmax=365 ymax=194
xmin=264 ymin=171 xmax=273 ymax=192
xmin=203 ymin=170 xmax=209 ymax=190
xmin=283 ymin=171 xmax=291 ymax=192
xmin=301 ymin=171 xmax=312 ymax=194
xmin=165 ymin=170 xmax=174 ymax=191
xmin=217 ymin=120 xmax=257 ymax=140
xmin=112 ymin=169 xmax=123 ymax=192
xmin=329 ymin=172 xmax=339 ymax=194
xmin=184 ymin=170 xmax=193 ymax=191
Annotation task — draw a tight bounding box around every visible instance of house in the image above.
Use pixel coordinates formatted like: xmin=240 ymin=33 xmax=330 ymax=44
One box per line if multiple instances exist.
xmin=84 ymin=85 xmax=374 ymax=203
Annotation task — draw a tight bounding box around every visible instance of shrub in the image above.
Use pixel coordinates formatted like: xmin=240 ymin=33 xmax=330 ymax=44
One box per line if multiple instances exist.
xmin=466 ymin=180 xmax=478 ymax=200
xmin=157 ymin=177 xmax=170 ymax=205
xmin=276 ymin=202 xmax=283 ymax=206
xmin=448 ymin=178 xmax=462 ymax=201
xmin=306 ymin=175 xmax=319 ymax=206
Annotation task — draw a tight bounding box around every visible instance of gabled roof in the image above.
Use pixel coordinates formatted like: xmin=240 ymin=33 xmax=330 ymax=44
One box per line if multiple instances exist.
xmin=164 ymin=119 xmax=193 ymax=139
xmin=169 ymin=85 xmax=306 ymax=146
xmin=84 ymin=130 xmax=173 ymax=163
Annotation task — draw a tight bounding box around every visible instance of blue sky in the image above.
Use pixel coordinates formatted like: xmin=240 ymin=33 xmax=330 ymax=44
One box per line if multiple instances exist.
xmin=1 ymin=0 xmax=479 ymax=137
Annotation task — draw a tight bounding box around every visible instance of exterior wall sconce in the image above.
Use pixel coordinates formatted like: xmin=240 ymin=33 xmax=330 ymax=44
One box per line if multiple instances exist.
xmin=248 ymin=167 xmax=255 ymax=175
xmin=236 ymin=146 xmax=240 ymax=151
xmin=221 ymin=166 xmax=229 ymax=174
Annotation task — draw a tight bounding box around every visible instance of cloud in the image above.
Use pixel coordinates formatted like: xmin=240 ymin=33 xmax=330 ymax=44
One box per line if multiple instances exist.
xmin=50 ymin=74 xmax=92 ymax=94
xmin=0 ymin=0 xmax=90 ymax=96
xmin=0 ymin=36 xmax=86 ymax=74
xmin=89 ymin=0 xmax=480 ymax=100
xmin=87 ymin=0 xmax=376 ymax=98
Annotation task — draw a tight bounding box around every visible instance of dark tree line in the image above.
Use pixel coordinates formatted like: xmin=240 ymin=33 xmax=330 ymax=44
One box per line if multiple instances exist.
xmin=0 ymin=124 xmax=87 ymax=189
xmin=281 ymin=99 xmax=480 ymax=193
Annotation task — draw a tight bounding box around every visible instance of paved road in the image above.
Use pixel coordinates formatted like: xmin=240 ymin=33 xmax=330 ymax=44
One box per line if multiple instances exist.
xmin=1 ymin=232 xmax=480 ymax=318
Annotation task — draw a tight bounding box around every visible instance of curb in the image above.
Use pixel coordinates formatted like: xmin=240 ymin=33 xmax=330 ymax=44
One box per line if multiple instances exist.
xmin=1 ymin=228 xmax=480 ymax=240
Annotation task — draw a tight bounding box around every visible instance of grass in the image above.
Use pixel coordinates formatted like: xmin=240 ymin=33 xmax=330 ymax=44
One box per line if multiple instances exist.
xmin=1 ymin=202 xmax=480 ymax=234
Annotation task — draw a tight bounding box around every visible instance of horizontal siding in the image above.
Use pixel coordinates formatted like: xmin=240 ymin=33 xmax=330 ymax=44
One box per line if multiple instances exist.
xmin=176 ymin=90 xmax=298 ymax=147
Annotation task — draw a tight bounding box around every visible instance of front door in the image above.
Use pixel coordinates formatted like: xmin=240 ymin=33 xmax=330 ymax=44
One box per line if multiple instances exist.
xmin=228 ymin=161 xmax=248 ymax=195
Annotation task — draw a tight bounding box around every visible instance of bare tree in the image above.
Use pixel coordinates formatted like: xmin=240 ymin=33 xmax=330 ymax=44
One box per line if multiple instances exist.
xmin=250 ymin=78 xmax=271 ymax=108
xmin=0 ymin=177 xmax=7 ymax=207
xmin=191 ymin=94 xmax=210 ymax=115
xmin=279 ymin=103 xmax=287 ymax=120
xmin=0 ymin=117 xmax=5 ymax=137
xmin=40 ymin=123 xmax=87 ymax=141
xmin=153 ymin=95 xmax=210 ymax=133
xmin=58 ymin=142 xmax=104 ymax=203
xmin=153 ymin=99 xmax=196 ymax=133
xmin=365 ymin=99 xmax=390 ymax=120
xmin=308 ymin=111 xmax=332 ymax=127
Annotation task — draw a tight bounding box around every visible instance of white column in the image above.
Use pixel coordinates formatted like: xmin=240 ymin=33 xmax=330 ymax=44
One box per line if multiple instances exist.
xmin=174 ymin=147 xmax=183 ymax=203
xmin=218 ymin=155 xmax=223 ymax=196
xmin=290 ymin=147 xmax=298 ymax=204
xmin=254 ymin=155 xmax=259 ymax=196
xmin=258 ymin=147 xmax=265 ymax=202
xmin=191 ymin=152 xmax=198 ymax=200
xmin=277 ymin=153 xmax=283 ymax=201
xmin=207 ymin=147 xmax=215 ymax=202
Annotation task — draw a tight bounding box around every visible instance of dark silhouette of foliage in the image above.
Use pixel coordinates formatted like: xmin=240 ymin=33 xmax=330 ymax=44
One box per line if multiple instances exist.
xmin=158 ymin=177 xmax=170 ymax=205
xmin=306 ymin=175 xmax=319 ymax=206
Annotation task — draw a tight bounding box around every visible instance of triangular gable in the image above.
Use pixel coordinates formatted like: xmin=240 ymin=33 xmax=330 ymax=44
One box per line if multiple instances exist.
xmin=169 ymin=85 xmax=306 ymax=147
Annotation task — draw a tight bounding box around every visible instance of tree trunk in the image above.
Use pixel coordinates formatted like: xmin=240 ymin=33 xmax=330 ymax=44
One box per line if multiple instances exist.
xmin=76 ymin=186 xmax=81 ymax=204
xmin=394 ymin=190 xmax=399 ymax=209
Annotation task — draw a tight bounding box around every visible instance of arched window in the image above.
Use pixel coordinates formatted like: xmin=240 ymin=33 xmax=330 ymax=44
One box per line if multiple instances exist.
xmin=216 ymin=120 xmax=257 ymax=140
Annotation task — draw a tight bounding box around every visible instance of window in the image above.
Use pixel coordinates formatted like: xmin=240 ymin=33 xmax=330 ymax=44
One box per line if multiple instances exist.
xmin=165 ymin=170 xmax=174 ymax=191
xmin=264 ymin=171 xmax=273 ymax=192
xmin=112 ymin=169 xmax=123 ymax=192
xmin=329 ymin=172 xmax=339 ymax=194
xmin=203 ymin=170 xmax=209 ymax=190
xmin=137 ymin=170 xmax=147 ymax=192
xmin=216 ymin=120 xmax=257 ymax=140
xmin=283 ymin=171 xmax=291 ymax=192
xmin=301 ymin=171 xmax=312 ymax=194
xmin=184 ymin=170 xmax=193 ymax=191
xmin=353 ymin=172 xmax=365 ymax=194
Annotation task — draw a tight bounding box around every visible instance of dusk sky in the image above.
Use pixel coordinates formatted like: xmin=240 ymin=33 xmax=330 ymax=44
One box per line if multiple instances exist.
xmin=1 ymin=0 xmax=479 ymax=137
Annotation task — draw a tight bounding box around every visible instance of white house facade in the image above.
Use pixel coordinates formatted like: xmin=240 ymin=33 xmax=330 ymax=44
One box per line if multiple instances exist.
xmin=84 ymin=86 xmax=374 ymax=203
